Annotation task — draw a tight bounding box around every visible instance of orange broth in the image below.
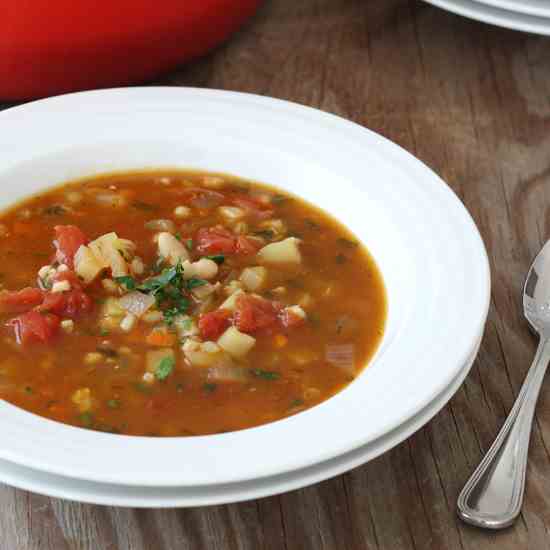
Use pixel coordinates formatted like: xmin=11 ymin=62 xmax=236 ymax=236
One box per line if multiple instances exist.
xmin=0 ymin=171 xmax=386 ymax=436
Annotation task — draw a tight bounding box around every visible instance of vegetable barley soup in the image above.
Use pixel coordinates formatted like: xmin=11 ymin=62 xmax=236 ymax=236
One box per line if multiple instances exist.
xmin=0 ymin=171 xmax=386 ymax=436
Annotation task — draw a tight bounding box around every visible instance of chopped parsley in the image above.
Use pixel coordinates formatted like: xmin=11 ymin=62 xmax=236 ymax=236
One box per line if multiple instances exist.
xmin=79 ymin=412 xmax=94 ymax=427
xmin=254 ymin=229 xmax=275 ymax=240
xmin=155 ymin=357 xmax=175 ymax=381
xmin=272 ymin=194 xmax=290 ymax=205
xmin=185 ymin=239 xmax=193 ymax=251
xmin=134 ymin=382 xmax=152 ymax=394
xmin=304 ymin=219 xmax=321 ymax=230
xmin=336 ymin=237 xmax=359 ymax=248
xmin=136 ymin=262 xmax=190 ymax=322
xmin=114 ymin=275 xmax=136 ymax=290
xmin=290 ymin=398 xmax=304 ymax=408
xmin=163 ymin=306 xmax=186 ymax=326
xmin=335 ymin=254 xmax=347 ymax=264
xmin=132 ymin=200 xmax=157 ymax=211
xmin=100 ymin=328 xmax=110 ymax=336
xmin=206 ymin=254 xmax=225 ymax=264
xmin=43 ymin=204 xmax=66 ymax=216
xmin=107 ymin=399 xmax=121 ymax=409
xmin=97 ymin=346 xmax=118 ymax=358
xmin=308 ymin=311 xmax=321 ymax=328
xmin=203 ymin=383 xmax=217 ymax=393
xmin=24 ymin=386 xmax=33 ymax=395
xmin=186 ymin=278 xmax=207 ymax=290
xmin=180 ymin=318 xmax=193 ymax=332
xmin=138 ymin=264 xmax=182 ymax=293
xmin=250 ymin=369 xmax=280 ymax=381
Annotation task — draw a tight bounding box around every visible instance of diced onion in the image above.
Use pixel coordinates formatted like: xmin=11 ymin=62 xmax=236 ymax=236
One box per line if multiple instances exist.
xmin=118 ymin=291 xmax=155 ymax=318
xmin=207 ymin=365 xmax=248 ymax=383
xmin=325 ymin=344 xmax=355 ymax=374
xmin=144 ymin=219 xmax=176 ymax=233
xmin=95 ymin=192 xmax=127 ymax=208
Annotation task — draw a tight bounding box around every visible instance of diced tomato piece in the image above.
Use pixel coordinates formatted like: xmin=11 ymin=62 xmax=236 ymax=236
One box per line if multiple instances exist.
xmin=196 ymin=226 xmax=236 ymax=254
xmin=7 ymin=310 xmax=60 ymax=344
xmin=199 ymin=309 xmax=232 ymax=340
xmin=235 ymin=236 xmax=262 ymax=255
xmin=231 ymin=196 xmax=274 ymax=220
xmin=183 ymin=188 xmax=225 ymax=209
xmin=234 ymin=294 xmax=280 ymax=334
xmin=38 ymin=289 xmax=93 ymax=319
xmin=53 ymin=225 xmax=87 ymax=269
xmin=37 ymin=292 xmax=65 ymax=313
xmin=0 ymin=288 xmax=44 ymax=313
xmin=280 ymin=308 xmax=306 ymax=328
xmin=60 ymin=290 xmax=93 ymax=318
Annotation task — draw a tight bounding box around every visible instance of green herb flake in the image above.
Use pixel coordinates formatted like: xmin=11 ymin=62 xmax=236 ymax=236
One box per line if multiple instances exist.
xmin=114 ymin=275 xmax=136 ymax=290
xmin=336 ymin=237 xmax=359 ymax=249
xmin=97 ymin=346 xmax=118 ymax=358
xmin=290 ymin=398 xmax=304 ymax=408
xmin=155 ymin=357 xmax=175 ymax=381
xmin=304 ymin=219 xmax=321 ymax=230
xmin=254 ymin=229 xmax=275 ymax=240
xmin=185 ymin=239 xmax=193 ymax=251
xmin=43 ymin=205 xmax=66 ymax=216
xmin=181 ymin=318 xmax=193 ymax=331
xmin=134 ymin=382 xmax=152 ymax=394
xmin=308 ymin=311 xmax=321 ymax=328
xmin=152 ymin=256 xmax=165 ymax=272
xmin=203 ymin=383 xmax=217 ymax=393
xmin=206 ymin=254 xmax=225 ymax=265
xmin=272 ymin=194 xmax=290 ymax=205
xmin=100 ymin=328 xmax=110 ymax=336
xmin=79 ymin=412 xmax=94 ymax=427
xmin=186 ymin=278 xmax=207 ymax=290
xmin=24 ymin=386 xmax=33 ymax=395
xmin=163 ymin=305 xmax=188 ymax=326
xmin=132 ymin=201 xmax=157 ymax=211
xmin=107 ymin=399 xmax=121 ymax=409
xmin=250 ymin=369 xmax=280 ymax=381
xmin=335 ymin=254 xmax=347 ymax=264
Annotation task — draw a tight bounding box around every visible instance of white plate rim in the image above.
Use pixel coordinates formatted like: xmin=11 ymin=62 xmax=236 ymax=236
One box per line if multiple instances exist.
xmin=424 ymin=0 xmax=550 ymax=34
xmin=470 ymin=0 xmax=550 ymax=19
xmin=0 ymin=87 xmax=491 ymax=487
xmin=0 ymin=336 xmax=482 ymax=507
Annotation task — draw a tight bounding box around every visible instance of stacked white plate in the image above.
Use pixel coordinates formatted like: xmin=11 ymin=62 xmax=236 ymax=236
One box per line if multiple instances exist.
xmin=0 ymin=88 xmax=490 ymax=506
xmin=425 ymin=0 xmax=550 ymax=34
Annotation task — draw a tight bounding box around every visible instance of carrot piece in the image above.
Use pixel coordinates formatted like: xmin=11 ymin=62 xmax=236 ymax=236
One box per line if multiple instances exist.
xmin=273 ymin=334 xmax=288 ymax=347
xmin=146 ymin=328 xmax=176 ymax=347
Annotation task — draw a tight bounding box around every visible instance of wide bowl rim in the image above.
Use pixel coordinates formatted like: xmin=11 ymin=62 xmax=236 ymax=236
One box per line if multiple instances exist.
xmin=0 ymin=87 xmax=490 ymax=487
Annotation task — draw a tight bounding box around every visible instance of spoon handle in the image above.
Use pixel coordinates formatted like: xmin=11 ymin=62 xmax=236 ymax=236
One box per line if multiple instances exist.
xmin=457 ymin=337 xmax=550 ymax=529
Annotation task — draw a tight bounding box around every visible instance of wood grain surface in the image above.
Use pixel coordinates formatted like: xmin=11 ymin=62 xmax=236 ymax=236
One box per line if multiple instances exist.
xmin=2 ymin=0 xmax=550 ymax=548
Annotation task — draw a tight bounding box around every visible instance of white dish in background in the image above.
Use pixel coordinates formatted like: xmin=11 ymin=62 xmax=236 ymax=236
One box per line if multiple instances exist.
xmin=0 ymin=338 xmax=482 ymax=507
xmin=472 ymin=0 xmax=550 ymax=19
xmin=0 ymin=87 xmax=490 ymax=489
xmin=425 ymin=0 xmax=550 ymax=35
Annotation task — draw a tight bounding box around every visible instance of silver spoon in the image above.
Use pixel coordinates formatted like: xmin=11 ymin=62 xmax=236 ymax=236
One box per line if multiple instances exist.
xmin=457 ymin=239 xmax=550 ymax=529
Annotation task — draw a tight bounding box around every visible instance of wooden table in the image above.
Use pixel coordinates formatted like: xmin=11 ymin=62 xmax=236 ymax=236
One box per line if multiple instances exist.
xmin=1 ymin=1 xmax=550 ymax=548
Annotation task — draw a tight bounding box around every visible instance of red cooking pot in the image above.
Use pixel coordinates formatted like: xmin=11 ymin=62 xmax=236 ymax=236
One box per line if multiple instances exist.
xmin=1 ymin=0 xmax=261 ymax=100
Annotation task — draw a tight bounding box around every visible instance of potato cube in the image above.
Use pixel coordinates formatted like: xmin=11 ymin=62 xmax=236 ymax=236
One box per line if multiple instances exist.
xmin=218 ymin=327 xmax=256 ymax=359
xmin=240 ymin=266 xmax=268 ymax=292
xmin=257 ymin=237 xmax=301 ymax=266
